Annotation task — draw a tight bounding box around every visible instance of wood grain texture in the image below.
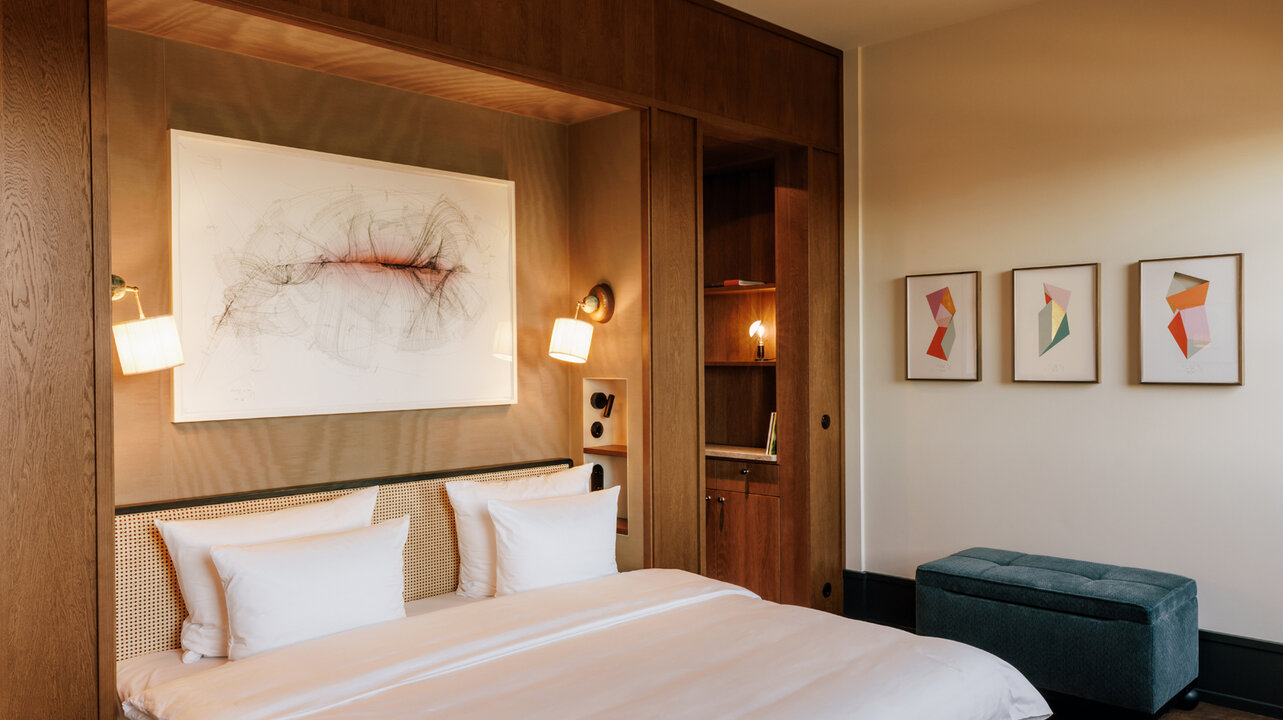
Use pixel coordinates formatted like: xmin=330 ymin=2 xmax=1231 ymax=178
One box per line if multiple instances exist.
xmin=106 ymin=0 xmax=625 ymax=125
xmin=655 ymin=0 xmax=840 ymax=148
xmin=702 ymin=166 xmax=775 ymax=285
xmin=704 ymin=366 xmax=775 ymax=447
xmin=703 ymin=292 xmax=777 ymax=362
xmin=807 ymin=148 xmax=843 ymax=614
xmin=89 ymin=0 xmax=117 ymax=713
xmin=706 ymin=458 xmax=777 ymax=495
xmin=269 ymin=0 xmax=437 ymax=40
xmin=773 ymin=146 xmax=811 ymax=607
xmin=0 ymin=0 xmax=101 ymax=715
xmin=742 ymin=491 xmax=781 ymax=602
xmin=566 ymin=109 xmax=647 ymax=570
xmin=559 ymin=0 xmax=655 ymax=97
xmin=648 ymin=111 xmax=702 ymax=572
xmin=108 ymin=31 xmax=573 ymax=504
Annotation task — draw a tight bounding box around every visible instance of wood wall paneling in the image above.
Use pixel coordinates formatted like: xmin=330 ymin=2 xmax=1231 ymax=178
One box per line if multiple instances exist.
xmin=0 ymin=0 xmax=101 ymax=716
xmin=567 ymin=109 xmax=647 ymax=570
xmin=559 ymin=0 xmax=655 ymax=96
xmin=435 ymin=0 xmax=562 ymax=75
xmin=106 ymin=0 xmax=625 ymax=126
xmin=773 ymin=147 xmax=811 ymax=607
xmin=807 ymin=148 xmax=843 ymax=614
xmin=264 ymin=0 xmax=437 ymax=39
xmin=90 ymin=0 xmax=118 ymax=712
xmin=702 ymin=166 xmax=775 ymax=285
xmin=648 ymin=111 xmax=702 ymax=572
xmin=108 ymin=31 xmax=574 ymax=504
xmin=703 ymin=367 xmax=776 ymax=448
xmin=655 ymin=0 xmax=840 ymax=148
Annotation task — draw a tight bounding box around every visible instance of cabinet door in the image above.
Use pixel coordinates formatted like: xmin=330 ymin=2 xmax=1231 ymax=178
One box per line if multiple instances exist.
xmin=742 ymin=493 xmax=780 ymax=602
xmin=704 ymin=491 xmax=741 ymax=585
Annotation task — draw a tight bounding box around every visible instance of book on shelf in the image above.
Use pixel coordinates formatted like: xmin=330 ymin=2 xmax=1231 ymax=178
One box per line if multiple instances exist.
xmin=765 ymin=411 xmax=777 ymax=455
xmin=709 ymin=279 xmax=766 ymax=287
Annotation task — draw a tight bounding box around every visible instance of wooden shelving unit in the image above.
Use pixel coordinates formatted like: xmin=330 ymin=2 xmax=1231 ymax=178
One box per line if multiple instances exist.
xmin=583 ymin=444 xmax=627 ymax=457
xmin=703 ymin=283 xmax=776 ymax=296
xmin=705 ymin=443 xmax=778 ymax=464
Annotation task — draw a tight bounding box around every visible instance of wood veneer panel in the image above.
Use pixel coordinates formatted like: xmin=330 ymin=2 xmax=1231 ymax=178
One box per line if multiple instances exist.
xmin=435 ymin=0 xmax=562 ymax=75
xmin=806 ymin=149 xmax=843 ymax=614
xmin=648 ymin=111 xmax=702 ymax=572
xmin=566 ymin=109 xmax=647 ymax=570
xmin=106 ymin=0 xmax=625 ymax=125
xmin=704 ymin=489 xmax=739 ymax=586
xmin=703 ymin=292 xmax=776 ymax=363
xmin=704 ymin=367 xmax=775 ymax=449
xmin=743 ymin=492 xmax=781 ymax=602
xmin=108 ymin=32 xmax=574 ymax=504
xmin=655 ymin=0 xmax=840 ymax=148
xmin=702 ymin=166 xmax=775 ymax=285
xmin=559 ymin=0 xmax=655 ymax=96
xmin=270 ymin=0 xmax=436 ymax=40
xmin=773 ymin=147 xmax=811 ymax=607
xmin=0 ymin=0 xmax=100 ymax=715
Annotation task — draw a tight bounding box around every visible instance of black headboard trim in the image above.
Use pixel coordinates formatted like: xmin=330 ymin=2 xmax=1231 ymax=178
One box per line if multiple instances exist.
xmin=115 ymin=457 xmax=574 ymax=516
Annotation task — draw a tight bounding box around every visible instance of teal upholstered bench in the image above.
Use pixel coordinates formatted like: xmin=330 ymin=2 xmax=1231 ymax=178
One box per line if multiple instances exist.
xmin=916 ymin=548 xmax=1198 ymax=715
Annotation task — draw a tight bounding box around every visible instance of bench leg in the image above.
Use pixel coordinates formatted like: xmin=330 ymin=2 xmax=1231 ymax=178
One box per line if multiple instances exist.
xmin=1172 ymin=685 xmax=1199 ymax=712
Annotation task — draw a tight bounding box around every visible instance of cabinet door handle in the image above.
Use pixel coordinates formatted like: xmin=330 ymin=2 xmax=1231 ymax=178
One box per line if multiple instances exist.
xmin=739 ymin=468 xmax=750 ymax=475
xmin=717 ymin=496 xmax=725 ymax=504
xmin=705 ymin=495 xmax=711 ymax=502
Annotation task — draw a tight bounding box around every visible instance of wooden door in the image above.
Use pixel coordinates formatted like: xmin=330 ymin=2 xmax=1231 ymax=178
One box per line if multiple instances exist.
xmin=704 ymin=491 xmax=740 ymax=585
xmin=742 ymin=493 xmax=780 ymax=602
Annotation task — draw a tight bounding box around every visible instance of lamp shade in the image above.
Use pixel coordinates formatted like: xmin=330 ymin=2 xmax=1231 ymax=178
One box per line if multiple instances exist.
xmin=548 ymin=317 xmax=593 ymax=363
xmin=113 ymin=315 xmax=185 ymax=375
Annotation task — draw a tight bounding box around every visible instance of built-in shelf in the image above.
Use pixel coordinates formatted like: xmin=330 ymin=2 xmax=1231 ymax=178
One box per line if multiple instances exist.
xmin=583 ymin=444 xmax=628 ymax=457
xmin=705 ymin=443 xmax=778 ymax=464
xmin=705 ymin=360 xmax=776 ymax=367
xmin=704 ymin=283 xmax=776 ymax=296
xmin=616 ymin=517 xmax=628 ymax=534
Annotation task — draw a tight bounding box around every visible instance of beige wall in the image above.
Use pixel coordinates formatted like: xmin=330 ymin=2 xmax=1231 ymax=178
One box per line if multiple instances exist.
xmin=857 ymin=0 xmax=1283 ymax=642
xmin=109 ymin=31 xmax=573 ymax=504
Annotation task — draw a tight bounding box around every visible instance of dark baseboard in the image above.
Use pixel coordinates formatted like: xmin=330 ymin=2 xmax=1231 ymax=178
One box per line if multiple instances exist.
xmin=842 ymin=569 xmax=1283 ymax=719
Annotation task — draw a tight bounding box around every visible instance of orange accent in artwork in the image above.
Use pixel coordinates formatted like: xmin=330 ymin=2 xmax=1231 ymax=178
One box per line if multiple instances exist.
xmin=1166 ymin=283 xmax=1208 ymax=312
xmin=941 ymin=290 xmax=956 ymax=316
xmin=1044 ymin=293 xmax=1051 ymax=304
xmin=927 ymin=326 xmax=949 ymax=360
xmin=1168 ymin=312 xmax=1188 ymax=357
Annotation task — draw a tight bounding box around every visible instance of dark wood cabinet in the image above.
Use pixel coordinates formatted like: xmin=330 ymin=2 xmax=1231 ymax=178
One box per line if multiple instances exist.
xmin=705 ymin=487 xmax=780 ymax=602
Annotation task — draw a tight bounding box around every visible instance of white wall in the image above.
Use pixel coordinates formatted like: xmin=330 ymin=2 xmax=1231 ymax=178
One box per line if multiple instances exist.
xmin=855 ymin=0 xmax=1283 ymax=642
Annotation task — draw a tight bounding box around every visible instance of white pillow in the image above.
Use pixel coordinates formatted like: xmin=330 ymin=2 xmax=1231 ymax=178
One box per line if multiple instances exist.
xmin=155 ymin=487 xmax=378 ymax=660
xmin=445 ymin=464 xmax=592 ymax=598
xmin=211 ymin=516 xmax=410 ymax=661
xmin=489 ymin=485 xmax=619 ymax=596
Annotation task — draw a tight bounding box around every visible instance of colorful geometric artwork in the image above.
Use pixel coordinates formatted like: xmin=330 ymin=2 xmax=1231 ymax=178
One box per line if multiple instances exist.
xmin=925 ymin=287 xmax=956 ymax=360
xmin=1165 ymin=272 xmax=1211 ymax=358
xmin=1037 ymin=283 xmax=1071 ymax=356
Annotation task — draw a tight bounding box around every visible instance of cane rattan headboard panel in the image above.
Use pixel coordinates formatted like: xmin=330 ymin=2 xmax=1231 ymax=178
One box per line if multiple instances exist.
xmin=114 ymin=459 xmax=571 ymax=661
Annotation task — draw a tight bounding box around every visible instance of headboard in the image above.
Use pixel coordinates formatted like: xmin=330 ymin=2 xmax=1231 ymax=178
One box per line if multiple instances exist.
xmin=114 ymin=458 xmax=571 ymax=661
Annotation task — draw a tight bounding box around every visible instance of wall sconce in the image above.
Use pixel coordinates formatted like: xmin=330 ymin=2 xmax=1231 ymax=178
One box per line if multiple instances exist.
xmin=749 ymin=320 xmax=767 ymax=361
xmin=549 ymin=283 xmax=614 ymax=364
xmin=111 ymin=275 xmax=184 ymax=375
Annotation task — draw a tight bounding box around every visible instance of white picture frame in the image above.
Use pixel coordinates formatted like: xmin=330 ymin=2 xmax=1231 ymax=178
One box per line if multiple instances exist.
xmin=170 ymin=130 xmax=517 ymax=422
xmin=1139 ymin=253 xmax=1243 ymax=385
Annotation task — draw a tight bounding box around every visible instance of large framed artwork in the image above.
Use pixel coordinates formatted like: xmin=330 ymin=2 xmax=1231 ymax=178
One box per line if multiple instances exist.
xmin=170 ymin=131 xmax=517 ymax=422
xmin=1139 ymin=253 xmax=1243 ymax=385
xmin=905 ymin=271 xmax=980 ymax=381
xmin=1012 ymin=263 xmax=1099 ymax=383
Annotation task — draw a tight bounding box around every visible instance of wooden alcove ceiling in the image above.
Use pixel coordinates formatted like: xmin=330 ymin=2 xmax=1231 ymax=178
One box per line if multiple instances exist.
xmin=107 ymin=0 xmax=629 ymax=125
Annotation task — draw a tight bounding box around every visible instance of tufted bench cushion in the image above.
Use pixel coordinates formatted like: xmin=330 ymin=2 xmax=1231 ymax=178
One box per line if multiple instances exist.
xmin=917 ymin=548 xmax=1198 ymax=714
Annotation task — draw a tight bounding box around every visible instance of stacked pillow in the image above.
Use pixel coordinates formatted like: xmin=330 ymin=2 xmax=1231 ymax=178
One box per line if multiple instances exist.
xmin=445 ymin=463 xmax=620 ymax=597
xmin=154 ymin=463 xmax=620 ymax=663
xmin=155 ymin=487 xmax=407 ymax=662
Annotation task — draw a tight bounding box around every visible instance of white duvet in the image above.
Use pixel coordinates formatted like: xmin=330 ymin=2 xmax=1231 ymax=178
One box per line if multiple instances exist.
xmin=124 ymin=569 xmax=1051 ymax=720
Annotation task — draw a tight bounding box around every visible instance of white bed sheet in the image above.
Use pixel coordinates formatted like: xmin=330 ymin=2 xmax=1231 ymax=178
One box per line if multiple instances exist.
xmin=117 ymin=591 xmax=480 ymax=705
xmin=123 ymin=570 xmax=1050 ymax=720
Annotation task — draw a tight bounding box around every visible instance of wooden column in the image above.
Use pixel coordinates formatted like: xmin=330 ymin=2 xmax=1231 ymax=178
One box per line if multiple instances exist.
xmin=648 ymin=110 xmax=702 ymax=572
xmin=807 ymin=148 xmax=844 ymax=614
xmin=0 ymin=0 xmax=110 ymax=716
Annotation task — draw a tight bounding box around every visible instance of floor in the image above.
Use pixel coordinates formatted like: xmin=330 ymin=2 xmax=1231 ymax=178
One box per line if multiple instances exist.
xmin=1167 ymin=705 xmax=1272 ymax=720
xmin=1049 ymin=700 xmax=1272 ymax=720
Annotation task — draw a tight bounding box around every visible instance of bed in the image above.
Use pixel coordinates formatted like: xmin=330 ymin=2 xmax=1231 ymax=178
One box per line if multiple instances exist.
xmin=115 ymin=460 xmax=1051 ymax=720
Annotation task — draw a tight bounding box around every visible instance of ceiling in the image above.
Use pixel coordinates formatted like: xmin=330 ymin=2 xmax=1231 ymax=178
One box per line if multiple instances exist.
xmin=716 ymin=0 xmax=1044 ymax=49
